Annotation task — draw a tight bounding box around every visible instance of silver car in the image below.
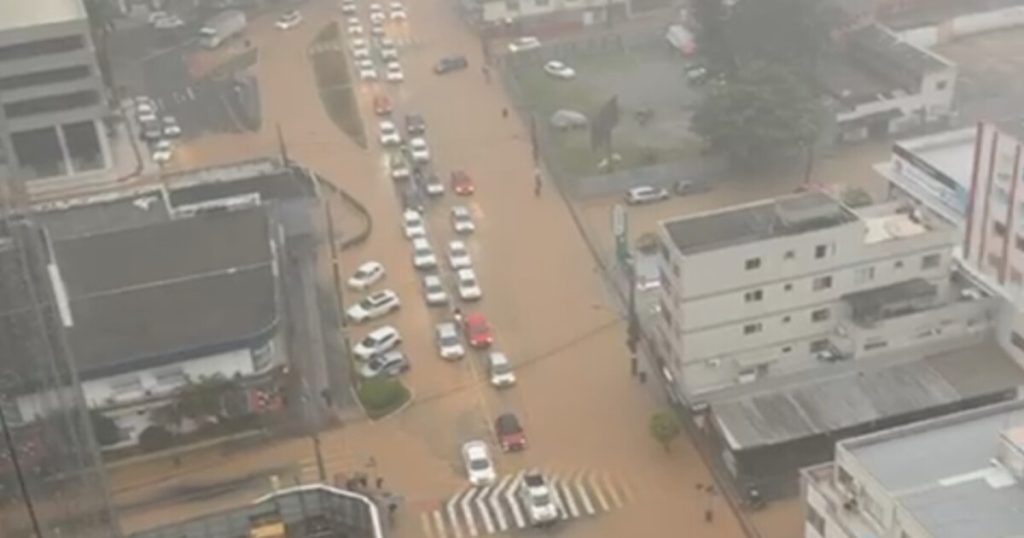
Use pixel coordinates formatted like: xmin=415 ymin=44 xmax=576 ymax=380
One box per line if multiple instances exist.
xmin=435 ymin=322 xmax=465 ymax=359
xmin=422 ymin=274 xmax=449 ymax=306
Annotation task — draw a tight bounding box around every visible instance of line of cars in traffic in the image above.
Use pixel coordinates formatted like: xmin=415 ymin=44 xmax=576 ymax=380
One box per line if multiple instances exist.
xmin=131 ymin=96 xmax=181 ymax=165
xmin=344 ymin=0 xmax=407 ymax=82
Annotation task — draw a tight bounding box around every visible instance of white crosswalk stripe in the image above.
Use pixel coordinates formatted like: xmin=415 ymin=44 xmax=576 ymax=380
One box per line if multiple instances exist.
xmin=423 ymin=469 xmax=633 ymax=536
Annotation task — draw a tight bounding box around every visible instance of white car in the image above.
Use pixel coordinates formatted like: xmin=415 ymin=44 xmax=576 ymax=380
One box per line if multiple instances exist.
xmin=352 ymin=43 xmax=370 ymax=59
xmin=389 ymin=8 xmax=407 ymax=20
xmin=148 ymin=11 xmax=170 ymax=24
xmin=462 ymin=440 xmax=497 ymax=486
xmin=138 ymin=108 xmax=158 ymax=124
xmin=508 ymin=36 xmax=541 ymax=52
xmin=162 ymin=116 xmax=181 ymax=137
xmin=403 ymin=209 xmax=426 ymax=239
xmin=626 ymin=185 xmax=669 ymax=205
xmin=379 ymin=120 xmax=401 ymax=145
xmin=347 ymin=261 xmax=385 ymax=290
xmin=346 ymin=289 xmax=401 ymax=323
xmin=358 ymin=59 xmax=377 ymax=80
xmin=389 ymin=153 xmax=411 ymax=180
xmin=411 ymin=237 xmax=437 ymax=269
xmin=370 ymin=11 xmax=386 ymax=24
xmin=436 ymin=322 xmax=465 ymax=359
xmin=369 ymin=2 xmax=383 ymax=11
xmin=448 ymin=240 xmax=472 ymax=269
xmin=408 ymin=137 xmax=430 ymax=163
xmin=352 ymin=326 xmax=401 ymax=360
xmin=341 ymin=2 xmax=357 ymax=14
xmin=152 ymin=140 xmax=173 ymax=164
xmin=519 ymin=471 xmax=559 ymax=526
xmin=359 ymin=350 xmax=409 ymax=378
xmin=346 ymin=16 xmax=361 ymax=25
xmin=380 ymin=45 xmax=399 ymax=60
xmin=276 ymin=11 xmax=303 ymax=29
xmin=456 ymin=268 xmax=482 ymax=301
xmin=348 ymin=22 xmax=364 ymax=34
xmin=389 ymin=1 xmax=404 ymax=11
xmin=543 ymin=60 xmax=576 ymax=80
xmin=385 ymin=62 xmax=404 ymax=82
xmin=451 ymin=206 xmax=475 ymax=234
xmin=488 ymin=352 xmax=517 ymax=387
xmin=422 ymin=274 xmax=449 ymax=306
xmin=370 ymin=25 xmax=385 ymax=36
xmin=153 ymin=14 xmax=185 ymax=29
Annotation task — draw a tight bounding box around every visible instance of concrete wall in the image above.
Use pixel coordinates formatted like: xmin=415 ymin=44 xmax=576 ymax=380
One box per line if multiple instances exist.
xmin=480 ymin=0 xmax=627 ymax=24
xmin=898 ymin=5 xmax=1024 ymax=47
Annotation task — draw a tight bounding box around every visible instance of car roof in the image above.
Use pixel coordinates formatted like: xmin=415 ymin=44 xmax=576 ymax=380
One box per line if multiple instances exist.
xmin=412 ymin=237 xmax=430 ymax=248
xmin=457 ymin=268 xmax=475 ymax=278
xmin=404 ymin=209 xmax=421 ymax=219
xmin=368 ymin=325 xmax=397 ymax=338
xmin=449 ymin=240 xmax=466 ymax=249
xmin=464 ymin=441 xmax=488 ymax=457
xmin=489 ymin=352 xmax=509 ymax=365
xmin=437 ymin=322 xmax=457 ymax=335
xmin=359 ymin=260 xmax=382 ymax=271
xmin=424 ymin=274 xmax=442 ymax=284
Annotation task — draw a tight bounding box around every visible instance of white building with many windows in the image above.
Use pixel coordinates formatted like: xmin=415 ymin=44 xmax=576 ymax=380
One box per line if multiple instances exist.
xmin=801 ymin=399 xmax=1024 ymax=538
xmin=653 ymin=191 xmax=989 ymax=407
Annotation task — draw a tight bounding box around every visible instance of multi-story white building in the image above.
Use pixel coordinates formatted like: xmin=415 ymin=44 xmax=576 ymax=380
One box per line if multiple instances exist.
xmin=460 ymin=0 xmax=629 ymax=34
xmin=653 ymin=191 xmax=984 ymax=406
xmin=0 ymin=0 xmax=111 ymax=182
xmin=802 ymin=398 xmax=1024 ymax=538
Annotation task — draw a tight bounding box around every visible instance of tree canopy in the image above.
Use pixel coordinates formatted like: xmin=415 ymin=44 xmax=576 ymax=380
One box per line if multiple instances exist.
xmin=691 ymin=62 xmax=821 ymax=167
xmin=649 ymin=411 xmax=682 ymax=452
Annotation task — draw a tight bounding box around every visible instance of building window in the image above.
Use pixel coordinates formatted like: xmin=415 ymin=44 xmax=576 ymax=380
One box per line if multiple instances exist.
xmin=782 ymin=315 xmax=791 ymax=323
xmin=864 ymin=340 xmax=888 ymax=351
xmin=811 ymin=308 xmax=830 ymax=322
xmin=0 ymin=35 xmax=85 ymax=62
xmin=781 ymin=345 xmax=792 ymax=353
xmin=894 ymin=260 xmax=904 ymax=269
xmin=505 ymin=0 xmax=520 ymax=10
xmin=810 ymin=339 xmax=830 ymax=352
xmin=3 ymin=90 xmax=100 ymax=118
xmin=994 ymin=221 xmax=1008 ymax=237
xmin=783 ymin=283 xmax=793 ymax=291
xmin=936 ymin=80 xmax=948 ymax=91
xmin=1011 ymin=331 xmax=1024 ymax=353
xmin=921 ymin=253 xmax=941 ymax=269
xmin=812 ymin=275 xmax=832 ymax=291
xmin=854 ymin=266 xmax=875 ymax=284
xmin=745 ymin=257 xmax=761 ymax=270
xmin=806 ymin=505 xmax=826 ymax=536
xmin=744 ymin=289 xmax=763 ymax=303
xmin=0 ymin=65 xmax=91 ymax=91
xmin=814 ymin=244 xmax=829 ymax=259
xmin=672 ymin=262 xmax=681 ymax=279
xmin=1016 ymin=236 xmax=1024 ymax=252
xmin=784 ymin=250 xmax=795 ymax=260
xmin=743 ymin=322 xmax=762 ymax=335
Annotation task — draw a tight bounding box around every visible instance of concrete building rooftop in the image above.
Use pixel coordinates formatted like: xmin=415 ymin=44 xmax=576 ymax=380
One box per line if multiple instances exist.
xmin=0 ymin=0 xmax=87 ymax=32
xmin=711 ymin=340 xmax=1024 ymax=451
xmin=842 ymin=399 xmax=1024 ymax=538
xmin=662 ymin=192 xmax=859 ymax=255
xmin=890 ymin=127 xmax=976 ymax=192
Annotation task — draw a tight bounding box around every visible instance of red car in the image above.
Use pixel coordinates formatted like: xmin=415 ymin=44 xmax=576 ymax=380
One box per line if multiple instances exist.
xmin=463 ymin=311 xmax=492 ymax=348
xmin=495 ymin=413 xmax=527 ymax=452
xmin=373 ymin=95 xmax=392 ymax=116
xmin=451 ymin=170 xmax=475 ymax=195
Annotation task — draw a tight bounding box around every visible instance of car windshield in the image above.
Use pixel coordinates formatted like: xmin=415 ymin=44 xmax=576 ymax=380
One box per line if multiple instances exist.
xmin=469 ymin=457 xmax=489 ymax=471
xmin=440 ymin=334 xmax=459 ymax=346
xmin=531 ymin=493 xmax=551 ymax=506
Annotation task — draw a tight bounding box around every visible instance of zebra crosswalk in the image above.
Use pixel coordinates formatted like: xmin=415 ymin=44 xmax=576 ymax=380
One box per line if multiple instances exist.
xmin=422 ymin=469 xmax=634 ymax=538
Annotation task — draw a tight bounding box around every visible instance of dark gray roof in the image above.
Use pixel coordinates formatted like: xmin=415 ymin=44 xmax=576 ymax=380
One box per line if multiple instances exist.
xmin=662 ymin=192 xmax=858 ymax=255
xmin=843 ymin=23 xmax=948 ymax=90
xmin=844 ymin=399 xmax=1024 ymax=538
xmin=711 ymin=341 xmax=1024 ymax=450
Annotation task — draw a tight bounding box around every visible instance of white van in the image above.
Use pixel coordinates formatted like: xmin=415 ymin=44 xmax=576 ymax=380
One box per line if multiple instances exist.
xmin=488 ymin=352 xmax=516 ymax=388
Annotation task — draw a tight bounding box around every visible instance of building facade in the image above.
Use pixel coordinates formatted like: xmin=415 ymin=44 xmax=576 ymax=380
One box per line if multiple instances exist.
xmin=801 ymin=399 xmax=1024 ymax=538
xmin=461 ymin=0 xmax=630 ymax=36
xmin=653 ymin=192 xmax=977 ymax=406
xmin=0 ymin=0 xmax=111 ymax=183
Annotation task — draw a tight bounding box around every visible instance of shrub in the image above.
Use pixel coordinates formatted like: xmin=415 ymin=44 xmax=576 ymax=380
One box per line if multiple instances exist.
xmin=90 ymin=410 xmax=120 ymax=447
xmin=357 ymin=378 xmax=410 ymax=418
xmin=138 ymin=425 xmax=175 ymax=453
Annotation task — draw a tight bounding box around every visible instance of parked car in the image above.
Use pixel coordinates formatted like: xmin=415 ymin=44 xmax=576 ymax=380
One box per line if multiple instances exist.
xmin=140 ymin=121 xmax=163 ymax=141
xmin=405 ymin=113 xmax=426 ymax=136
xmin=359 ymin=350 xmax=409 ymax=378
xmin=370 ymin=24 xmax=385 ymax=36
xmin=674 ymin=179 xmax=713 ymax=196
xmin=369 ymin=2 xmax=383 ymax=11
xmin=390 ymin=153 xmax=411 ymax=180
xmin=463 ymin=312 xmax=492 ymax=348
xmin=448 ymin=240 xmax=472 ymax=269
xmin=507 ymin=36 xmax=541 ymax=53
xmin=341 ymin=1 xmax=357 ymax=14
xmin=462 ymin=440 xmax=497 ymax=486
xmin=519 ymin=471 xmax=559 ymax=526
xmin=685 ymin=64 xmax=710 ymax=85
xmin=346 ymin=289 xmax=400 ymax=323
xmin=451 ymin=170 xmax=475 ymax=195
xmin=435 ymin=322 xmax=465 ymax=359
xmin=411 ymin=237 xmax=437 ymax=269
xmin=348 ymin=22 xmax=364 ymax=34
xmin=550 ymin=109 xmax=588 ymax=131
xmin=380 ymin=44 xmax=399 ymax=60
xmin=450 ymin=205 xmax=475 ymax=233
xmin=389 ymin=6 xmax=407 ymax=20
xmin=352 ymin=326 xmax=401 ymax=360
xmin=357 ymin=58 xmax=376 ymax=79
xmin=275 ymin=10 xmax=303 ymax=29
xmin=456 ymin=268 xmax=482 ymax=301
xmin=424 ymin=172 xmax=445 ymax=196
xmin=434 ymin=55 xmax=468 ymax=74
xmin=385 ymin=61 xmax=405 ymax=82
xmin=403 ymin=209 xmax=426 ymax=239
xmin=626 ymin=185 xmax=669 ymax=205
xmin=373 ymin=95 xmax=392 ymax=116
xmin=408 ymin=137 xmax=430 ymax=163
xmin=370 ymin=11 xmax=386 ymax=24
xmin=347 ymin=261 xmax=386 ymax=290
xmin=422 ymin=274 xmax=449 ymax=306
xmin=487 ymin=352 xmax=516 ymax=388
xmin=153 ymin=14 xmax=185 ymax=29
xmin=379 ymin=120 xmax=401 ymax=145
xmin=152 ymin=140 xmax=174 ymax=164
xmin=162 ymin=116 xmax=181 ymax=138
xmin=495 ymin=413 xmax=527 ymax=452
xmin=543 ymin=60 xmax=576 ymax=80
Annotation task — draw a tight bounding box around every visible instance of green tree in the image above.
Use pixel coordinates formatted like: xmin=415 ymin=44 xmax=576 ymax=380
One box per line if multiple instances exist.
xmin=690 ymin=0 xmax=735 ymax=76
xmin=174 ymin=376 xmax=240 ymax=424
xmin=649 ymin=411 xmax=682 ymax=452
xmin=90 ymin=410 xmax=120 ymax=447
xmin=691 ymin=62 xmax=821 ymax=168
xmin=138 ymin=425 xmax=174 ymax=453
xmin=726 ymin=0 xmax=832 ymax=77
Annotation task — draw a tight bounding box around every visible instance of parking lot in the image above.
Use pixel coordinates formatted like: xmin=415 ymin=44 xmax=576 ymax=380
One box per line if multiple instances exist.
xmin=936 ymin=28 xmax=1024 ymax=124
xmin=503 ymin=30 xmax=704 ymax=179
